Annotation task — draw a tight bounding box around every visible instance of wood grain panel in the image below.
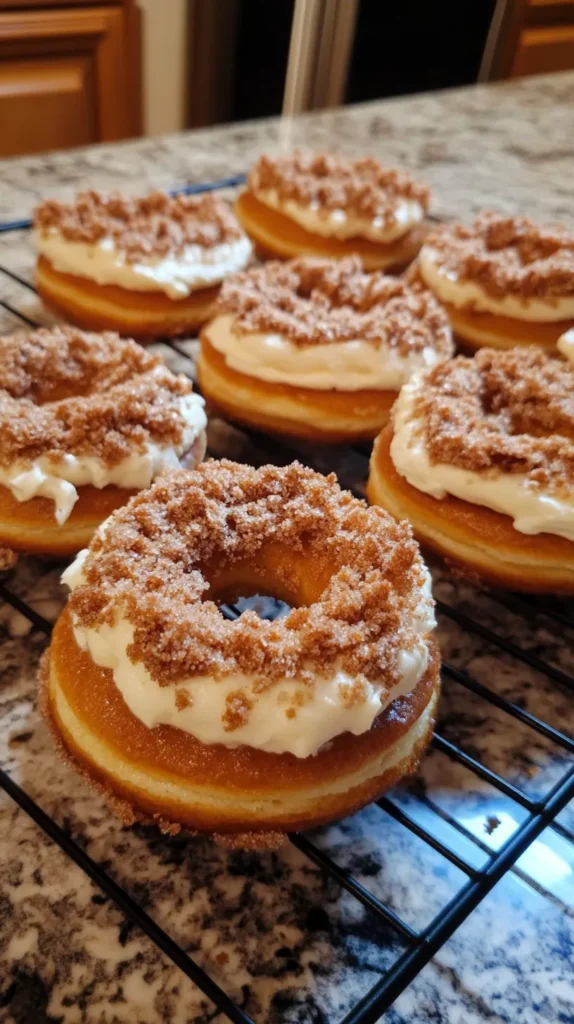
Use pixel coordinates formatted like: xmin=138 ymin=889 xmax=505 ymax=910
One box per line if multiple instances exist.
xmin=528 ymin=0 xmax=574 ymax=8
xmin=0 ymin=5 xmax=141 ymax=156
xmin=0 ymin=57 xmax=95 ymax=157
xmin=511 ymin=24 xmax=574 ymax=75
xmin=0 ymin=1 xmax=129 ymax=8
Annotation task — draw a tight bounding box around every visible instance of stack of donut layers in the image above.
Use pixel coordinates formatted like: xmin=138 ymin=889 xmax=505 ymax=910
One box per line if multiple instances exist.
xmin=1 ymin=147 xmax=571 ymax=843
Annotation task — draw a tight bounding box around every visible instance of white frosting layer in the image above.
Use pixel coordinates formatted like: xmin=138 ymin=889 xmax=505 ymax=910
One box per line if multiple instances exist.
xmin=253 ymin=188 xmax=423 ymax=243
xmin=36 ymin=230 xmax=252 ymax=300
xmin=419 ymin=245 xmax=574 ymax=323
xmin=62 ymin=553 xmax=435 ymax=758
xmin=1 ymin=392 xmax=206 ymax=525
xmin=205 ymin=314 xmax=449 ymax=392
xmin=558 ymin=329 xmax=574 ymax=364
xmin=391 ymin=376 xmax=574 ymax=540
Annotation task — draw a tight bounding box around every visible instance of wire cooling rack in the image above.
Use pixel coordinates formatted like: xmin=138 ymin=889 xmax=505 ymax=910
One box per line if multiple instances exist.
xmin=0 ymin=176 xmax=573 ymax=1024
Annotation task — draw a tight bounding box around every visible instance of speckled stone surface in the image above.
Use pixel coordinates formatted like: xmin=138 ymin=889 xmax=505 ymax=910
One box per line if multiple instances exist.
xmin=1 ymin=71 xmax=574 ymax=227
xmin=1 ymin=72 xmax=574 ymax=1024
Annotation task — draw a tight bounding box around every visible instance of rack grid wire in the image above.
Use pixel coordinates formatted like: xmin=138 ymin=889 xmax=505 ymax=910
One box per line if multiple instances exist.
xmin=0 ymin=176 xmax=573 ymax=1024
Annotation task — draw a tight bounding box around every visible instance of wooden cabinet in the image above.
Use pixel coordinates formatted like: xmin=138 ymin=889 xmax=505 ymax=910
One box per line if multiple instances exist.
xmin=511 ymin=24 xmax=574 ymax=75
xmin=0 ymin=1 xmax=141 ymax=158
xmin=482 ymin=0 xmax=574 ymax=79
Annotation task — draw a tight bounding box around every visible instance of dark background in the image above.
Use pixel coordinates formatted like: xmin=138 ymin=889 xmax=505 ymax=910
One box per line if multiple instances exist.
xmin=228 ymin=0 xmax=498 ymax=122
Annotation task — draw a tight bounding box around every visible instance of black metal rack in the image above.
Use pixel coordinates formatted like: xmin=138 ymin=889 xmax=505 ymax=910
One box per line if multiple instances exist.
xmin=0 ymin=178 xmax=573 ymax=1024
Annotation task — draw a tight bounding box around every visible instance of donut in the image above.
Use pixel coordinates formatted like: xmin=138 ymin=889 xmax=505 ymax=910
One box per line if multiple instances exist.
xmin=367 ymin=347 xmax=574 ymax=593
xmin=235 ymin=151 xmax=431 ymax=271
xmin=418 ymin=212 xmax=574 ymax=353
xmin=34 ymin=191 xmax=252 ymax=339
xmin=198 ymin=256 xmax=453 ymax=443
xmin=0 ymin=326 xmax=207 ymax=557
xmin=42 ymin=461 xmax=440 ymax=839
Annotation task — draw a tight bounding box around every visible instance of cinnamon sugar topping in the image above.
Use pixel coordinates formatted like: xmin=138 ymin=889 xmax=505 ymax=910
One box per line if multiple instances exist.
xmin=249 ymin=151 xmax=429 ymax=225
xmin=424 ymin=212 xmax=574 ymax=298
xmin=34 ymin=191 xmax=243 ymax=262
xmin=416 ymin=348 xmax=574 ymax=489
xmin=175 ymin=689 xmax=192 ymax=711
xmin=70 ymin=461 xmax=431 ymax=695
xmin=223 ymin=690 xmax=254 ymax=731
xmin=0 ymin=326 xmax=195 ymax=468
xmin=217 ymin=256 xmax=452 ymax=354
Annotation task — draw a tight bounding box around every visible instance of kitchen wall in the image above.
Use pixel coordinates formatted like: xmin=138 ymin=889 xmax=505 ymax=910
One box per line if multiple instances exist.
xmin=139 ymin=0 xmax=187 ymax=135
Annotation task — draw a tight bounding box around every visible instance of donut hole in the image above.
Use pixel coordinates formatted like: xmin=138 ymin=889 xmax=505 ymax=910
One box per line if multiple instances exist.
xmin=10 ymin=375 xmax=95 ymax=407
xmin=219 ymin=254 xmax=452 ymax=356
xmin=209 ymin=572 xmax=297 ymax=613
xmin=1 ymin=327 xmax=196 ymax=481
xmin=421 ymin=347 xmax=574 ymax=479
xmin=232 ymin=595 xmax=291 ymax=621
xmin=34 ymin=381 xmax=91 ymax=405
xmin=203 ymin=541 xmax=333 ymax=618
xmin=2 ymin=325 xmax=160 ymax=408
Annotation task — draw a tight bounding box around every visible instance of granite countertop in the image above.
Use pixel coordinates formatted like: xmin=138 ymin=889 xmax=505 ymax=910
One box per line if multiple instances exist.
xmin=1 ymin=72 xmax=573 ymax=1024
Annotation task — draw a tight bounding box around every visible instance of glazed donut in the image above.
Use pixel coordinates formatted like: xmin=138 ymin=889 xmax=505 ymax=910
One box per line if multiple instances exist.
xmin=34 ymin=191 xmax=252 ymax=338
xmin=418 ymin=211 xmax=574 ymax=353
xmin=367 ymin=347 xmax=574 ymax=593
xmin=235 ymin=151 xmax=430 ymax=271
xmin=198 ymin=256 xmax=453 ymax=443
xmin=0 ymin=326 xmax=206 ymax=557
xmin=43 ymin=461 xmax=440 ymax=839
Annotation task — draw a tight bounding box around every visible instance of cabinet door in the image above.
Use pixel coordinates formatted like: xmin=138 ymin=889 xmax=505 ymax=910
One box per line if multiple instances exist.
xmin=0 ymin=6 xmax=140 ymax=157
xmin=511 ymin=25 xmax=574 ymax=77
xmin=0 ymin=56 xmax=96 ymax=156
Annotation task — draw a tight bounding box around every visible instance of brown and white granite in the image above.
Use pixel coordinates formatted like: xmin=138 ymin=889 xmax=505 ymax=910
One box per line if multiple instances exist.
xmin=0 ymin=71 xmax=573 ymax=1024
xmin=1 ymin=72 xmax=574 ymax=225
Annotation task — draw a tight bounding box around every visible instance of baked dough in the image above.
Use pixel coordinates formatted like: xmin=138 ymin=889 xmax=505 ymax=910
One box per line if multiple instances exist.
xmin=43 ymin=461 xmax=440 ymax=838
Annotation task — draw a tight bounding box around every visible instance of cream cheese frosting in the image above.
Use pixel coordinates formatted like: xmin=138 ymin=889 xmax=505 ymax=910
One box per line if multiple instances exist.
xmin=419 ymin=245 xmax=574 ymax=323
xmin=1 ymin=392 xmax=206 ymax=525
xmin=36 ymin=230 xmax=253 ymax=300
xmin=204 ymin=313 xmax=448 ymax=392
xmin=62 ymin=551 xmax=435 ymax=758
xmin=390 ymin=375 xmax=574 ymax=540
xmin=253 ymin=187 xmax=423 ymax=243
xmin=558 ymin=329 xmax=574 ymax=364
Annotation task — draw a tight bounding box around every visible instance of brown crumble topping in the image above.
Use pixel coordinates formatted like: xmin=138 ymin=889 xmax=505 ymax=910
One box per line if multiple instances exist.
xmin=249 ymin=151 xmax=429 ymax=226
xmin=414 ymin=347 xmax=574 ymax=490
xmin=284 ymin=688 xmax=306 ymax=719
xmin=0 ymin=326 xmax=197 ymax=468
xmin=175 ymin=689 xmax=192 ymax=711
xmin=70 ymin=462 xmax=433 ymax=714
xmin=34 ymin=190 xmax=244 ymax=262
xmin=216 ymin=256 xmax=453 ymax=355
xmin=214 ymin=831 xmax=285 ymax=851
xmin=222 ymin=689 xmax=254 ymax=732
xmin=423 ymin=211 xmax=574 ymax=299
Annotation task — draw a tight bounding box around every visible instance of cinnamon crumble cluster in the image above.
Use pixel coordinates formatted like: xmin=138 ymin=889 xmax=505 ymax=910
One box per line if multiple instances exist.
xmin=425 ymin=212 xmax=574 ymax=298
xmin=34 ymin=191 xmax=243 ymax=262
xmin=217 ymin=256 xmax=452 ymax=355
xmin=249 ymin=151 xmax=429 ymax=225
xmin=70 ymin=461 xmax=432 ymax=695
xmin=0 ymin=326 xmax=194 ymax=467
xmin=416 ymin=347 xmax=574 ymax=489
